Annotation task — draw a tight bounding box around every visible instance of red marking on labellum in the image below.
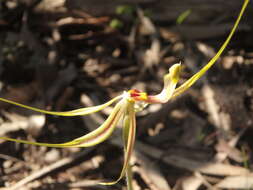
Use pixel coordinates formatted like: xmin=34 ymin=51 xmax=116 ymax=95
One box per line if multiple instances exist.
xmin=128 ymin=89 xmax=148 ymax=101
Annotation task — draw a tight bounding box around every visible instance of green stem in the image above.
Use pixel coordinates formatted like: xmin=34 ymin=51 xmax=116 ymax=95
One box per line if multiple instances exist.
xmin=126 ymin=164 xmax=134 ymax=190
xmin=123 ymin=113 xmax=134 ymax=190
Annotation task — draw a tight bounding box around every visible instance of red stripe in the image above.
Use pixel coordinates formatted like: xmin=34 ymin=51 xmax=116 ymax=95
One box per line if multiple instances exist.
xmin=77 ymin=108 xmax=121 ymax=145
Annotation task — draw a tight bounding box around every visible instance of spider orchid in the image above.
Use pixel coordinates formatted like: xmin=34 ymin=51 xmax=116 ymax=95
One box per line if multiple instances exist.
xmin=0 ymin=0 xmax=249 ymax=186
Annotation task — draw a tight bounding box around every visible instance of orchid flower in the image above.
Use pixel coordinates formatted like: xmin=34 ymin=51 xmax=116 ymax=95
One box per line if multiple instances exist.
xmin=0 ymin=0 xmax=249 ymax=187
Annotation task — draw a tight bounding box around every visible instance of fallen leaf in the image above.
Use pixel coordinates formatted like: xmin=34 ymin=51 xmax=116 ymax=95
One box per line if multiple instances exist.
xmin=215 ymin=174 xmax=253 ymax=189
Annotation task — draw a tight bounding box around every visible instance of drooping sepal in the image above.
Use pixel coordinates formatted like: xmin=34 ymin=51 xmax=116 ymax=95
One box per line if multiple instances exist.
xmin=99 ymin=100 xmax=136 ymax=185
xmin=0 ymin=99 xmax=126 ymax=148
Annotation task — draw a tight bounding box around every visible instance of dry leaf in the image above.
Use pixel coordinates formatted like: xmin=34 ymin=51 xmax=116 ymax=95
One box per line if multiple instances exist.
xmin=215 ymin=174 xmax=253 ymax=189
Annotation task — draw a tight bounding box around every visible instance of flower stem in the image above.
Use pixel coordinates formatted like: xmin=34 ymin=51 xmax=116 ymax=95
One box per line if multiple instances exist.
xmin=126 ymin=164 xmax=134 ymax=190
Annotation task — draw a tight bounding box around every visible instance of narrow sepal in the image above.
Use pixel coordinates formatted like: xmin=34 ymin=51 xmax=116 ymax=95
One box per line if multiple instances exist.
xmin=0 ymin=95 xmax=122 ymax=116
xmin=0 ymin=100 xmax=126 ymax=148
xmin=99 ymin=101 xmax=136 ymax=185
xmin=172 ymin=0 xmax=249 ymax=98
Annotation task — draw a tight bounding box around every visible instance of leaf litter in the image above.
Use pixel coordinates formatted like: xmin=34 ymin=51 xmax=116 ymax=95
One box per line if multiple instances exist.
xmin=0 ymin=0 xmax=253 ymax=189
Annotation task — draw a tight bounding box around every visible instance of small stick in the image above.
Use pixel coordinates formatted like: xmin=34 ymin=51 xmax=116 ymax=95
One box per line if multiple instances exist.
xmin=5 ymin=148 xmax=94 ymax=190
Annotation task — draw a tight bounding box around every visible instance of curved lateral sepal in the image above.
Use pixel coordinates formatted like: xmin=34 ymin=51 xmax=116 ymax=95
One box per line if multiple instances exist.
xmin=172 ymin=0 xmax=249 ymax=98
xmin=62 ymin=100 xmax=126 ymax=147
xmin=99 ymin=100 xmax=136 ymax=185
xmin=0 ymin=100 xmax=126 ymax=148
xmin=0 ymin=95 xmax=122 ymax=116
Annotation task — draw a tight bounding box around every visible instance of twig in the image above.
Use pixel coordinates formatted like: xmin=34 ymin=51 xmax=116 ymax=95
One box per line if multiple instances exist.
xmin=0 ymin=154 xmax=24 ymax=163
xmin=68 ymin=180 xmax=108 ymax=189
xmin=5 ymin=148 xmax=94 ymax=190
xmin=134 ymin=151 xmax=171 ymax=190
xmin=194 ymin=172 xmax=219 ymax=190
xmin=110 ymin=138 xmax=249 ymax=176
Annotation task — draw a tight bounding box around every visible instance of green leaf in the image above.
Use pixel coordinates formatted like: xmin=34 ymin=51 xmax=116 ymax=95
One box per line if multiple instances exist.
xmin=176 ymin=9 xmax=192 ymax=25
xmin=110 ymin=19 xmax=123 ymax=29
xmin=116 ymin=5 xmax=135 ymax=15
